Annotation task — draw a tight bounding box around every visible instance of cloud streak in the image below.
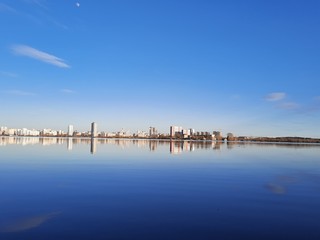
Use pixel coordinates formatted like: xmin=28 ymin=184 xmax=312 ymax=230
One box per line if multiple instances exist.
xmin=0 ymin=71 xmax=18 ymax=78
xmin=23 ymin=0 xmax=48 ymax=10
xmin=3 ymin=90 xmax=35 ymax=96
xmin=265 ymin=92 xmax=286 ymax=102
xmin=0 ymin=3 xmax=17 ymax=13
xmin=11 ymin=45 xmax=70 ymax=68
xmin=60 ymin=89 xmax=75 ymax=94
xmin=277 ymin=102 xmax=300 ymax=110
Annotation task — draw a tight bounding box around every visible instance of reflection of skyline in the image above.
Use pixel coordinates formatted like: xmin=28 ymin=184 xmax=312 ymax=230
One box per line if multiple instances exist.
xmin=67 ymin=138 xmax=73 ymax=151
xmin=169 ymin=141 xmax=222 ymax=154
xmin=90 ymin=138 xmax=97 ymax=154
xmin=1 ymin=137 xmax=320 ymax=155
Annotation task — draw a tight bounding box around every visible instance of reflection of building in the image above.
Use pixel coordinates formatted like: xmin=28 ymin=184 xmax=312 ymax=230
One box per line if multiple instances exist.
xmin=90 ymin=138 xmax=97 ymax=154
xmin=91 ymin=122 xmax=97 ymax=138
xmin=68 ymin=125 xmax=74 ymax=137
xmin=170 ymin=141 xmax=195 ymax=154
xmin=213 ymin=141 xmax=221 ymax=150
xmin=170 ymin=141 xmax=182 ymax=154
xmin=149 ymin=140 xmax=158 ymax=151
xmin=67 ymin=137 xmax=73 ymax=150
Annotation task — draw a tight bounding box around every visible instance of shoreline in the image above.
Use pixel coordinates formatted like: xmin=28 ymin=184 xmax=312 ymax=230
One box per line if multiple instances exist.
xmin=1 ymin=135 xmax=320 ymax=144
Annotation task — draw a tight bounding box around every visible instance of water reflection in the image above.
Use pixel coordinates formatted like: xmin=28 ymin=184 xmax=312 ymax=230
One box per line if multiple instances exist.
xmin=67 ymin=138 xmax=73 ymax=151
xmin=90 ymin=138 xmax=97 ymax=154
xmin=265 ymin=183 xmax=286 ymax=195
xmin=0 ymin=211 xmax=61 ymax=233
xmin=1 ymin=137 xmax=320 ymax=155
xmin=1 ymin=137 xmax=320 ymax=240
xmin=265 ymin=172 xmax=320 ymax=196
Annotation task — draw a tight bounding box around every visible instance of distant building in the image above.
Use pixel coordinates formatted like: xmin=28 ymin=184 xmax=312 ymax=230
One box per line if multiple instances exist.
xmin=100 ymin=132 xmax=107 ymax=137
xmin=106 ymin=132 xmax=116 ymax=137
xmin=137 ymin=131 xmax=147 ymax=138
xmin=68 ymin=125 xmax=74 ymax=137
xmin=149 ymin=127 xmax=157 ymax=137
xmin=91 ymin=122 xmax=97 ymax=138
xmin=170 ymin=126 xmax=183 ymax=138
xmin=41 ymin=129 xmax=58 ymax=136
xmin=8 ymin=128 xmax=16 ymax=136
xmin=190 ymin=128 xmax=195 ymax=135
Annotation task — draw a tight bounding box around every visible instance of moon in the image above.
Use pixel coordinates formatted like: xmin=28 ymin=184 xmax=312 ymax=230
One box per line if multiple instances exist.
xmin=76 ymin=2 xmax=80 ymax=7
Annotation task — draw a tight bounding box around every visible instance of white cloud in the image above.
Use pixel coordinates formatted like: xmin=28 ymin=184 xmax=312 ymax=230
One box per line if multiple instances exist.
xmin=11 ymin=45 xmax=70 ymax=68
xmin=265 ymin=92 xmax=286 ymax=102
xmin=3 ymin=90 xmax=35 ymax=96
xmin=278 ymin=102 xmax=300 ymax=110
xmin=60 ymin=89 xmax=75 ymax=94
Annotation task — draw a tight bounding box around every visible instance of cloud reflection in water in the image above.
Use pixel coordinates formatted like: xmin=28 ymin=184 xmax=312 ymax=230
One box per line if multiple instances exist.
xmin=0 ymin=211 xmax=61 ymax=233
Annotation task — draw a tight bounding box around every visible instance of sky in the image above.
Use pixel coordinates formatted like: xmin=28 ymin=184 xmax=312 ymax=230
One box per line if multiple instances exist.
xmin=0 ymin=0 xmax=319 ymax=137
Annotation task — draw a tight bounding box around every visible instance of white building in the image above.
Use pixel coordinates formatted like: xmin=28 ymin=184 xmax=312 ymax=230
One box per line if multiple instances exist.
xmin=149 ymin=127 xmax=157 ymax=137
xmin=8 ymin=129 xmax=16 ymax=136
xmin=170 ymin=126 xmax=183 ymax=137
xmin=68 ymin=125 xmax=74 ymax=137
xmin=42 ymin=129 xmax=58 ymax=136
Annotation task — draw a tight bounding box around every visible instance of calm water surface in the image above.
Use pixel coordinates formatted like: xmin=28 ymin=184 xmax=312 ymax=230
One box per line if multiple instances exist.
xmin=0 ymin=137 xmax=320 ymax=239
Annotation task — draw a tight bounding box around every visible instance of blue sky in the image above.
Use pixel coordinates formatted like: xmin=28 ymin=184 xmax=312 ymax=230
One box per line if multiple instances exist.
xmin=0 ymin=0 xmax=319 ymax=137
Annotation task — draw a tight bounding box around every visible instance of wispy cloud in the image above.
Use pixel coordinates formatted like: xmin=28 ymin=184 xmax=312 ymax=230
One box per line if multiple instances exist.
xmin=3 ymin=90 xmax=35 ymax=96
xmin=60 ymin=89 xmax=75 ymax=94
xmin=265 ymin=92 xmax=286 ymax=102
xmin=277 ymin=102 xmax=300 ymax=110
xmin=0 ymin=3 xmax=17 ymax=13
xmin=314 ymin=96 xmax=320 ymax=101
xmin=2 ymin=1 xmax=68 ymax=30
xmin=23 ymin=0 xmax=48 ymax=10
xmin=0 ymin=71 xmax=18 ymax=78
xmin=11 ymin=45 xmax=70 ymax=68
xmin=265 ymin=92 xmax=302 ymax=112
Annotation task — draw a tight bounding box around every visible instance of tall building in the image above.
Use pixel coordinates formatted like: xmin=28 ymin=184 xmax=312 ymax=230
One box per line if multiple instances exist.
xmin=68 ymin=125 xmax=74 ymax=137
xmin=170 ymin=126 xmax=183 ymax=138
xmin=91 ymin=122 xmax=97 ymax=138
xmin=149 ymin=127 xmax=157 ymax=137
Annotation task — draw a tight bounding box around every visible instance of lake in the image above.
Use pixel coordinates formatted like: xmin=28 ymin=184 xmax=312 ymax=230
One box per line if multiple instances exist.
xmin=0 ymin=137 xmax=320 ymax=239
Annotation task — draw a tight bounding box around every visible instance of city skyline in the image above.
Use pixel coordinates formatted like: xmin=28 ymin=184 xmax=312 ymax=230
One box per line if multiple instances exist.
xmin=1 ymin=1 xmax=320 ymax=137
xmin=0 ymin=123 xmax=218 ymax=137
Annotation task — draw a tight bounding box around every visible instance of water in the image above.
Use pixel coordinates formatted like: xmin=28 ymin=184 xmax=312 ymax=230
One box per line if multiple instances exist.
xmin=0 ymin=137 xmax=320 ymax=239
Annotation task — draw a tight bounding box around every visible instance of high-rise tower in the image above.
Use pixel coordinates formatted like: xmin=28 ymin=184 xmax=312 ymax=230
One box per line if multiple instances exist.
xmin=91 ymin=122 xmax=97 ymax=138
xmin=68 ymin=125 xmax=74 ymax=137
